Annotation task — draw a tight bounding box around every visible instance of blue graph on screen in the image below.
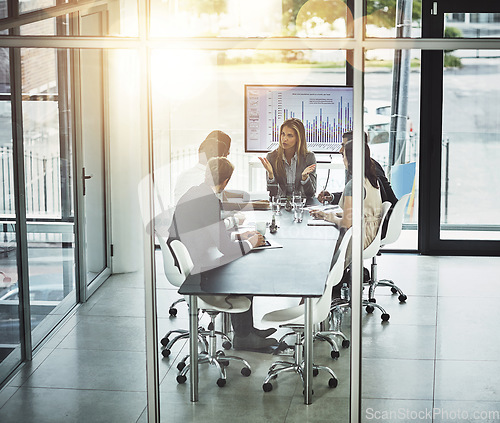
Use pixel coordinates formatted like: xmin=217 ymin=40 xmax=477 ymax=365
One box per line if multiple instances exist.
xmin=245 ymin=85 xmax=353 ymax=154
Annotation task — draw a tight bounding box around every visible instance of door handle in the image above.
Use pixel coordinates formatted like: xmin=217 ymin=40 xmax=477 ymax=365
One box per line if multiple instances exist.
xmin=430 ymin=2 xmax=438 ymax=16
xmin=82 ymin=167 xmax=93 ymax=196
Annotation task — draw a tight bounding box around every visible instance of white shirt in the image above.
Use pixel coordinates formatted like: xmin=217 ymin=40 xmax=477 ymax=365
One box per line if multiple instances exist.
xmin=174 ymin=163 xmax=206 ymax=203
xmin=174 ymin=163 xmax=239 ymax=230
xmin=267 ymin=152 xmax=309 ymax=196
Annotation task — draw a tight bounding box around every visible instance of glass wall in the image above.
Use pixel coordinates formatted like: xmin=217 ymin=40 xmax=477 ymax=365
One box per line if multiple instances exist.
xmin=366 ymin=0 xmax=422 ymax=38
xmin=21 ymin=46 xmax=77 ymax=346
xmin=365 ymin=49 xmax=420 ymax=249
xmin=153 ymin=47 xmax=353 ymax=421
xmin=0 ymin=53 xmax=22 ymax=372
xmin=440 ymin=49 xmax=500 ymax=240
xmin=150 ymin=0 xmax=352 ymax=37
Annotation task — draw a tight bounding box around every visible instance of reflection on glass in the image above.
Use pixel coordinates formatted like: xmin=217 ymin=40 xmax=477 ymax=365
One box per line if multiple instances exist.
xmin=20 ymin=18 xmax=59 ymax=35
xmin=152 ymin=48 xmax=348 ymax=204
xmin=365 ymin=49 xmax=420 ymax=249
xmin=366 ymin=0 xmax=422 ymax=38
xmin=445 ymin=13 xmax=500 ymax=38
xmin=0 ymin=98 xmax=20 ymax=365
xmin=150 ymin=0 xmax=351 ymax=37
xmin=440 ymin=50 xmax=500 ymax=240
xmin=0 ymin=1 xmax=7 ymax=19
xmin=21 ymin=48 xmax=76 ymax=344
xmin=20 ymin=0 xmax=55 ymax=14
xmin=154 ymin=47 xmax=351 ymax=421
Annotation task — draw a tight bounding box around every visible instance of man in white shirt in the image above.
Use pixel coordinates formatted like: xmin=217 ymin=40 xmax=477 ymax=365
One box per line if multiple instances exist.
xmin=174 ymin=130 xmax=246 ymax=229
xmin=174 ymin=131 xmax=231 ymax=202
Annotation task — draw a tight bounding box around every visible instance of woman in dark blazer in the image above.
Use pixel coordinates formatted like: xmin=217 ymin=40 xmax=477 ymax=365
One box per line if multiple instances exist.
xmin=258 ymin=118 xmax=317 ymax=198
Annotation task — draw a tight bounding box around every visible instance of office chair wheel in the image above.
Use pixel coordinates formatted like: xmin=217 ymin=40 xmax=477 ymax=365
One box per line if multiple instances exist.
xmin=161 ymin=349 xmax=171 ymax=358
xmin=176 ymin=362 xmax=186 ymax=371
xmin=176 ymin=375 xmax=187 ymax=384
xmin=342 ymin=339 xmax=350 ymax=348
xmin=160 ymin=337 xmax=169 ymax=347
xmin=313 ymin=368 xmax=319 ymax=377
xmin=365 ymin=305 xmax=375 ymax=314
xmin=398 ymin=294 xmax=407 ymax=303
xmin=391 ymin=287 xmax=398 ymax=294
xmin=219 ymin=360 xmax=230 ymax=367
xmin=328 ymin=377 xmax=338 ymax=388
xmin=381 ymin=313 xmax=390 ymax=322
xmin=169 ymin=308 xmax=177 ymax=317
xmin=216 ymin=378 xmax=226 ymax=387
xmin=369 ymin=298 xmax=376 ymax=303
xmin=263 ymin=382 xmax=273 ymax=392
xmin=241 ymin=367 xmax=251 ymax=377
xmin=302 ymin=389 xmax=314 ymax=395
xmin=222 ymin=341 xmax=232 ymax=350
xmin=330 ymin=350 xmax=340 ymax=359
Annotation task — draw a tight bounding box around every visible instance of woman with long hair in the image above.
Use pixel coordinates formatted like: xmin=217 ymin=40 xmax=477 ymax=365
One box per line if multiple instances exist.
xmin=310 ymin=140 xmax=382 ymax=268
xmin=258 ymin=118 xmax=317 ymax=198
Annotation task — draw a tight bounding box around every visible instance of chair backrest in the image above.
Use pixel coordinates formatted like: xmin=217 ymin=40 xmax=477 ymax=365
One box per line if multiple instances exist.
xmin=381 ymin=193 xmax=411 ymax=246
xmin=156 ymin=233 xmax=194 ymax=288
xmin=313 ymin=227 xmax=353 ymax=323
xmin=363 ymin=201 xmax=392 ymax=260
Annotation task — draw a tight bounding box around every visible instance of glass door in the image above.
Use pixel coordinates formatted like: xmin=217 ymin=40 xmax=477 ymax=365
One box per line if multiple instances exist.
xmin=420 ymin=0 xmax=500 ymax=254
xmin=78 ymin=10 xmax=110 ymax=291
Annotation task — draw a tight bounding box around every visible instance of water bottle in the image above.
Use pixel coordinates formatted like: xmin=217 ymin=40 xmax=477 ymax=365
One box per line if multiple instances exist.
xmin=340 ymin=283 xmax=350 ymax=302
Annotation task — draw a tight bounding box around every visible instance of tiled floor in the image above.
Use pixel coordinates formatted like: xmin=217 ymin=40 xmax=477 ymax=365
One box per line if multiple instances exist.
xmin=0 ymin=253 xmax=500 ymax=422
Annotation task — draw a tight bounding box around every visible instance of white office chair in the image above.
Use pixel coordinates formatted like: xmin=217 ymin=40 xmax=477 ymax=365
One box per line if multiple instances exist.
xmin=157 ymin=233 xmax=209 ymax=357
xmin=330 ymin=201 xmax=393 ymax=326
xmin=367 ymin=193 xmax=411 ymax=303
xmin=165 ymin=238 xmax=253 ymax=387
xmin=361 ymin=201 xmax=392 ymax=321
xmin=259 ymin=228 xmax=352 ymax=393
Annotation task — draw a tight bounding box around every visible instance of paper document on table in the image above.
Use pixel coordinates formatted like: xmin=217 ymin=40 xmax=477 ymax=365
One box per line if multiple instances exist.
xmin=305 ymin=204 xmax=342 ymax=212
xmin=307 ymin=219 xmax=337 ymax=227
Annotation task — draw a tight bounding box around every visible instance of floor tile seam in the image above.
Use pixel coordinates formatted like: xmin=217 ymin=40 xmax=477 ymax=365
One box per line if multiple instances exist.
xmin=83 ymin=313 xmax=147 ymax=318
xmin=361 ymin=323 xmax=438 ymax=328
xmin=9 ymin=347 xmax=60 ymax=389
xmin=71 ymin=314 xmax=146 ymax=322
xmin=0 ymin=385 xmax=21 ymax=411
xmin=50 ymin=347 xmax=147 ymax=353
xmin=54 ymin=347 xmax=147 ymax=353
xmin=283 ymin=380 xmax=303 ymax=420
xmin=18 ymin=385 xmax=148 ymax=393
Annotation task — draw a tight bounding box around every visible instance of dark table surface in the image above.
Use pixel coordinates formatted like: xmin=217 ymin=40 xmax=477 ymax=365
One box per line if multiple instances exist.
xmin=179 ymin=209 xmax=339 ymax=298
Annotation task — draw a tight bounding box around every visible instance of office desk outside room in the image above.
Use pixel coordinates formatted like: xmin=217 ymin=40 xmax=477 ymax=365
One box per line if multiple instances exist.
xmin=179 ymin=208 xmax=339 ymax=404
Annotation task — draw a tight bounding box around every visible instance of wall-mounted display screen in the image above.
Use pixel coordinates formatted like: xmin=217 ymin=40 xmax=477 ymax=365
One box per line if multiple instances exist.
xmin=245 ymin=84 xmax=353 ymax=154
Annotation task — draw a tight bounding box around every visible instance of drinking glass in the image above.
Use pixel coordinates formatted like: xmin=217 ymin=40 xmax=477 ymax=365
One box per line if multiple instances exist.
xmin=271 ymin=194 xmax=281 ymax=215
xmin=293 ymin=192 xmax=305 ymax=223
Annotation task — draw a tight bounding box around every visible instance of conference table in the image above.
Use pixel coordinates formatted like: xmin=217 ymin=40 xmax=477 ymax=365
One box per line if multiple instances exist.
xmin=178 ymin=201 xmax=339 ymax=404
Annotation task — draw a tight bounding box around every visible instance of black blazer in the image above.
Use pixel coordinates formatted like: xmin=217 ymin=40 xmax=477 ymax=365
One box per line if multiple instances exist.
xmin=265 ymin=150 xmax=317 ymax=198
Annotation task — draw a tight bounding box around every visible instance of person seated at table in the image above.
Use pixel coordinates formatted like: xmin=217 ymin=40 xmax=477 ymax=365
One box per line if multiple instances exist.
xmin=174 ymin=131 xmax=230 ymax=202
xmin=174 ymin=130 xmax=246 ymax=228
xmin=317 ymin=131 xmax=397 ymax=208
xmin=258 ymin=118 xmax=317 ymax=199
xmin=168 ymin=156 xmax=278 ymax=351
xmin=310 ymin=140 xmax=383 ymax=272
